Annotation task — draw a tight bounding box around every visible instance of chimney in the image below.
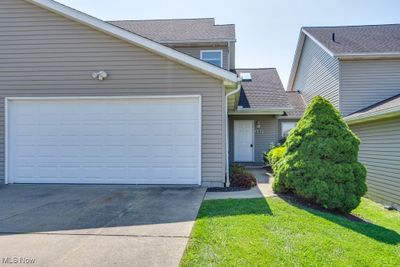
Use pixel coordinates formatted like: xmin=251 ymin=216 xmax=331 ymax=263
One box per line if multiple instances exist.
xmin=332 ymin=33 xmax=336 ymax=43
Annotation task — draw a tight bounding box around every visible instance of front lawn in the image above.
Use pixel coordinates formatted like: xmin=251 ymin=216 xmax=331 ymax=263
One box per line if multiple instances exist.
xmin=181 ymin=197 xmax=400 ymax=267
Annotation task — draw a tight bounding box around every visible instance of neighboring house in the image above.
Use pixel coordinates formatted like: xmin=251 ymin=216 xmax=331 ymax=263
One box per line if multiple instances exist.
xmin=1 ymin=0 xmax=300 ymax=187
xmin=288 ymin=24 xmax=400 ymax=208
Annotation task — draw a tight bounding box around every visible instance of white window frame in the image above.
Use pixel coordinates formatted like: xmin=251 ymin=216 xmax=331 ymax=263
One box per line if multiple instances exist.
xmin=200 ymin=50 xmax=223 ymax=68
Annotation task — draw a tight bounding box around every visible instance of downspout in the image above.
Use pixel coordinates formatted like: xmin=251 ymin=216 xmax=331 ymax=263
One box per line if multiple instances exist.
xmin=224 ymin=80 xmax=242 ymax=187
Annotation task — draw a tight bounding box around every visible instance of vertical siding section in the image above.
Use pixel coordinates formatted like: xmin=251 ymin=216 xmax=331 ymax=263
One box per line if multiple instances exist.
xmin=292 ymin=37 xmax=340 ymax=109
xmin=350 ymin=117 xmax=400 ymax=209
xmin=340 ymin=59 xmax=400 ymax=116
xmin=170 ymin=46 xmax=229 ymax=70
xmin=0 ymin=0 xmax=225 ymax=186
xmin=229 ymin=115 xmax=279 ymax=163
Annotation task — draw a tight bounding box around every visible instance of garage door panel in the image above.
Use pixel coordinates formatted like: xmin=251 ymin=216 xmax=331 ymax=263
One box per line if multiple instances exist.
xmin=8 ymin=97 xmax=201 ymax=185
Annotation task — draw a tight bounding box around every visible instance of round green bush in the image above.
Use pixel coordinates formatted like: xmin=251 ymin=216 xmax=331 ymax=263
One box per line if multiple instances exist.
xmin=273 ymin=96 xmax=367 ymax=213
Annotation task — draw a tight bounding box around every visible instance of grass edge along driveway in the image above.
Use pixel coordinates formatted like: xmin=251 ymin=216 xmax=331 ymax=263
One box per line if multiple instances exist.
xmin=181 ymin=197 xmax=400 ymax=267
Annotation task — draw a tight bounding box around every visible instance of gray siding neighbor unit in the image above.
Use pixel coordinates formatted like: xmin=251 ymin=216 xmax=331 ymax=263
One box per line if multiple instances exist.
xmin=229 ymin=116 xmax=279 ymax=163
xmin=340 ymin=59 xmax=400 ymax=116
xmin=292 ymin=37 xmax=340 ymax=109
xmin=350 ymin=117 xmax=400 ymax=209
xmin=0 ymin=0 xmax=226 ymax=186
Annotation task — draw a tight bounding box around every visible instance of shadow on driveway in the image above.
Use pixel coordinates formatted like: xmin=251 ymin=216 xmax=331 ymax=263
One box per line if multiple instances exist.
xmin=0 ymin=185 xmax=206 ymax=235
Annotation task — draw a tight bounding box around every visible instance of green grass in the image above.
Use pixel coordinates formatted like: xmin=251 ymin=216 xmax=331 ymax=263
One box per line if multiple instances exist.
xmin=181 ymin=197 xmax=400 ymax=267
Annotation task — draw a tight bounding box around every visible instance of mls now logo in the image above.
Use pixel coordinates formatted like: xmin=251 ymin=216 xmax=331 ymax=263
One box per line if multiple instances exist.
xmin=2 ymin=257 xmax=36 ymax=264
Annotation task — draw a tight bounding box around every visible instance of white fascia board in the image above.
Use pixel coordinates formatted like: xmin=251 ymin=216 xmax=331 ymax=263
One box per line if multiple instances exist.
xmin=25 ymin=0 xmax=238 ymax=85
xmin=287 ymin=29 xmax=337 ymax=91
xmin=345 ymin=107 xmax=400 ymax=125
xmin=302 ymin=29 xmax=335 ymax=57
xmin=161 ymin=39 xmax=236 ymax=44
xmin=336 ymin=53 xmax=400 ymax=60
xmin=286 ymin=31 xmax=306 ymax=91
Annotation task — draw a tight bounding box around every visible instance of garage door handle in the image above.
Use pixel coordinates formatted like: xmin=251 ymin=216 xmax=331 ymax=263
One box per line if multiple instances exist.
xmin=250 ymin=144 xmax=253 ymax=148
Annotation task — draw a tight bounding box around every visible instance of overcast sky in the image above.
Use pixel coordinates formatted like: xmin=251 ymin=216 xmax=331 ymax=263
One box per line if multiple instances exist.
xmin=57 ymin=0 xmax=400 ymax=88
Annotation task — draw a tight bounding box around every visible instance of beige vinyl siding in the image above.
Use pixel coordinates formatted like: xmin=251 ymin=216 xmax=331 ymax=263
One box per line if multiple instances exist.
xmin=292 ymin=37 xmax=340 ymax=109
xmin=229 ymin=115 xmax=279 ymax=163
xmin=169 ymin=45 xmax=229 ymax=70
xmin=350 ymin=117 xmax=400 ymax=208
xmin=340 ymin=59 xmax=400 ymax=116
xmin=0 ymin=0 xmax=226 ymax=186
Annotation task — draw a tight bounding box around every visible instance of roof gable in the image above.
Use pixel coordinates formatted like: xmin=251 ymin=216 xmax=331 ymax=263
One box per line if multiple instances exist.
xmin=25 ymin=0 xmax=237 ymax=85
xmin=288 ymin=24 xmax=400 ymax=90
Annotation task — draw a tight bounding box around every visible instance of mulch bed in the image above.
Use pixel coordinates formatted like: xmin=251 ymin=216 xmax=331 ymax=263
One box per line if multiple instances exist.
xmin=207 ymin=187 xmax=250 ymax=192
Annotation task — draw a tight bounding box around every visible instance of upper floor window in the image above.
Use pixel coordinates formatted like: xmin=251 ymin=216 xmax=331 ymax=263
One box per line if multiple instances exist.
xmin=200 ymin=50 xmax=223 ymax=68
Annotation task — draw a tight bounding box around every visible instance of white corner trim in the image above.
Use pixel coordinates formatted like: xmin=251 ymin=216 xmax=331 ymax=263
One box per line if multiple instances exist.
xmin=197 ymin=95 xmax=202 ymax=186
xmin=200 ymin=50 xmax=224 ymax=68
xmin=24 ymin=0 xmax=237 ymax=84
xmin=345 ymin=106 xmax=400 ymax=125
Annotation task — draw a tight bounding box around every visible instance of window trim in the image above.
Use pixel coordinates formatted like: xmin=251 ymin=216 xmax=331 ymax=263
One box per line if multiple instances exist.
xmin=200 ymin=50 xmax=223 ymax=68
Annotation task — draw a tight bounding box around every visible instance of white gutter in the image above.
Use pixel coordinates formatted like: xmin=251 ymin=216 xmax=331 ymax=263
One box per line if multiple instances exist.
xmin=225 ymin=81 xmax=242 ymax=187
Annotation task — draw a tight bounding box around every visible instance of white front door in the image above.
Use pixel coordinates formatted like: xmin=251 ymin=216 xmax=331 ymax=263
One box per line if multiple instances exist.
xmin=6 ymin=96 xmax=201 ymax=185
xmin=234 ymin=120 xmax=254 ymax=162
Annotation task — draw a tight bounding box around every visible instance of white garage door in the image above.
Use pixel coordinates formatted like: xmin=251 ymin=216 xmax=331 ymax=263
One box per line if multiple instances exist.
xmin=6 ymin=96 xmax=201 ymax=185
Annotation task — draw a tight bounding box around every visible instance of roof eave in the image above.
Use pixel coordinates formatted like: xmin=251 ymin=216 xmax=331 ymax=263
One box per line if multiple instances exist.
xmin=25 ymin=0 xmax=238 ymax=85
xmin=345 ymin=107 xmax=400 ymax=125
xmin=336 ymin=53 xmax=400 ymax=60
xmin=161 ymin=39 xmax=237 ymax=44
xmin=230 ymin=107 xmax=291 ymax=115
xmin=287 ymin=31 xmax=306 ymax=91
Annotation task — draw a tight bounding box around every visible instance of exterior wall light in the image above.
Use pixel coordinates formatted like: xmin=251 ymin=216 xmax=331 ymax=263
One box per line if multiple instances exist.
xmin=92 ymin=71 xmax=108 ymax=81
xmin=256 ymin=121 xmax=261 ymax=129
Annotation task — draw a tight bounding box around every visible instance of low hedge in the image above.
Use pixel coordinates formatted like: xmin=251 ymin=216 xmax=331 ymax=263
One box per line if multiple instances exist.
xmin=230 ymin=172 xmax=257 ymax=189
xmin=230 ymin=164 xmax=257 ymax=189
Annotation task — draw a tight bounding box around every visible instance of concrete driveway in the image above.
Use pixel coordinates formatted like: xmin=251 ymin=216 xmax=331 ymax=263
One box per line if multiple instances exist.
xmin=0 ymin=185 xmax=206 ymax=267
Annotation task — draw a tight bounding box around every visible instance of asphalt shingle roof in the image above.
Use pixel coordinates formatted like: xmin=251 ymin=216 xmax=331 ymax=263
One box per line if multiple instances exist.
xmin=284 ymin=91 xmax=307 ymax=118
xmin=236 ymin=68 xmax=291 ymax=110
xmin=346 ymin=94 xmax=400 ymax=119
xmin=303 ymin=24 xmax=400 ymax=55
xmin=108 ymin=18 xmax=235 ymax=43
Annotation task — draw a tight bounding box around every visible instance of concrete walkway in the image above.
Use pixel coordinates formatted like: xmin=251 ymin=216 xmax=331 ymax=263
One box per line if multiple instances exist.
xmin=205 ymin=167 xmax=276 ymax=200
